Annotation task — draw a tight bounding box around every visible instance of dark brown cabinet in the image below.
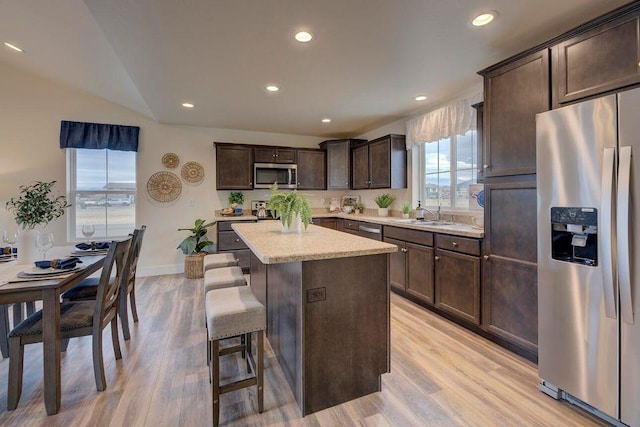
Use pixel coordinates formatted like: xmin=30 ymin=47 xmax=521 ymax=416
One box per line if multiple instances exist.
xmin=320 ymin=139 xmax=365 ymax=190
xmin=342 ymin=219 xmax=360 ymax=236
xmin=351 ymin=135 xmax=406 ymax=189
xmin=216 ymin=220 xmax=255 ymax=273
xmin=295 ymin=149 xmax=326 ymax=190
xmin=434 ymin=235 xmax=481 ymax=326
xmin=312 ymin=217 xmax=337 ymax=230
xmin=482 ymin=180 xmax=538 ymax=359
xmin=214 ymin=143 xmax=253 ymax=190
xmin=481 ymin=49 xmax=550 ymax=177
xmin=254 ymin=146 xmax=296 ymax=164
xmin=553 ymin=11 xmax=640 ymax=106
xmin=384 ymin=226 xmax=435 ymax=304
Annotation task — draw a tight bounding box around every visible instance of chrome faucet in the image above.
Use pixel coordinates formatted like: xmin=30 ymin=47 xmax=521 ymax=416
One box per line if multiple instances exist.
xmin=423 ymin=206 xmax=441 ymax=221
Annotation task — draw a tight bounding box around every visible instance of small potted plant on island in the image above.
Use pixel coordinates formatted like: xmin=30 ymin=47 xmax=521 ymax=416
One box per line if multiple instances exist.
xmin=177 ymin=218 xmax=215 ymax=279
xmin=267 ymin=183 xmax=312 ymax=233
xmin=227 ymin=191 xmax=244 ymax=215
xmin=6 ymin=180 xmax=70 ymax=263
xmin=401 ymin=201 xmax=412 ymax=219
xmin=374 ymin=193 xmax=394 ymax=217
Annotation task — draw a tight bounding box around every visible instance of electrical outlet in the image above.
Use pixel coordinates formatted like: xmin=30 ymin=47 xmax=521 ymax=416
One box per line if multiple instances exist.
xmin=307 ymin=287 xmax=326 ymax=303
xmin=320 ymin=197 xmax=326 ymax=204
xmin=188 ymin=199 xmax=195 ymax=207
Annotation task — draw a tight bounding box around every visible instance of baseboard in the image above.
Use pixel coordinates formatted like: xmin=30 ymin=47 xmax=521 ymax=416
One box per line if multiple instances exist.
xmin=137 ymin=263 xmax=183 ymax=277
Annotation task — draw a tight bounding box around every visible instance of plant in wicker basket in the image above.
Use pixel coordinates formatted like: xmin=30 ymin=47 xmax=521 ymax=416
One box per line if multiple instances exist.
xmin=177 ymin=218 xmax=215 ymax=279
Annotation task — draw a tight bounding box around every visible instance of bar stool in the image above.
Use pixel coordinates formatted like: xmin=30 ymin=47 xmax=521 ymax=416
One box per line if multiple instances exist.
xmin=202 ymin=253 xmax=238 ymax=275
xmin=206 ymin=286 xmax=265 ymax=426
xmin=203 ymin=266 xmax=246 ymax=294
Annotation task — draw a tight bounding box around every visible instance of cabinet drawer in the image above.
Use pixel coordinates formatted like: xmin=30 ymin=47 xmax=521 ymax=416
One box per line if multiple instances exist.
xmin=436 ymin=234 xmax=480 ymax=256
xmin=218 ymin=230 xmax=248 ymax=250
xmin=218 ymin=220 xmax=254 ymax=232
xmin=343 ymin=219 xmax=360 ymax=231
xmin=384 ymin=226 xmax=433 ymax=247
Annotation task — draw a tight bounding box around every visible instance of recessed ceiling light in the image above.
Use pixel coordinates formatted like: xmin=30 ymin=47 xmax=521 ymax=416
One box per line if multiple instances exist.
xmin=415 ymin=95 xmax=427 ymax=101
xmin=322 ymin=118 xmax=331 ymax=123
xmin=472 ymin=11 xmax=497 ymax=27
xmin=4 ymin=42 xmax=24 ymax=53
xmin=182 ymin=102 xmax=194 ymax=108
xmin=295 ymin=31 xmax=313 ymax=43
xmin=265 ymin=85 xmax=279 ymax=92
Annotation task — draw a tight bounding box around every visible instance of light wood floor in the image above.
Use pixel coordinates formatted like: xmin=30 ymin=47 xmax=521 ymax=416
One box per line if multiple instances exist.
xmin=0 ymin=274 xmax=608 ymax=426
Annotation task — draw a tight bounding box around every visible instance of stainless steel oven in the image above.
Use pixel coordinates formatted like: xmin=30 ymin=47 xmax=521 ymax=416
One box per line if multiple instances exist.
xmin=253 ymin=163 xmax=297 ymax=189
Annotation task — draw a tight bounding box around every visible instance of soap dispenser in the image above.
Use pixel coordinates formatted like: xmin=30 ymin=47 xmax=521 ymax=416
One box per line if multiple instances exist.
xmin=415 ymin=201 xmax=425 ymax=220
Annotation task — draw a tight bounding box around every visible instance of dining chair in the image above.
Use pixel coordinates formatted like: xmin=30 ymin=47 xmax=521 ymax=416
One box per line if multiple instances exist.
xmin=6 ymin=237 xmax=132 ymax=410
xmin=0 ymin=302 xmax=36 ymax=359
xmin=61 ymin=225 xmax=146 ymax=340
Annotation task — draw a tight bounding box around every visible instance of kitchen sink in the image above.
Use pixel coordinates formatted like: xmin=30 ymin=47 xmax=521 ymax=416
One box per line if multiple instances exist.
xmin=390 ymin=219 xmax=455 ymax=226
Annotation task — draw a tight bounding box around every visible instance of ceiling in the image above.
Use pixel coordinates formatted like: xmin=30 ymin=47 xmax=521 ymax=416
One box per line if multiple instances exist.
xmin=0 ymin=0 xmax=631 ymax=138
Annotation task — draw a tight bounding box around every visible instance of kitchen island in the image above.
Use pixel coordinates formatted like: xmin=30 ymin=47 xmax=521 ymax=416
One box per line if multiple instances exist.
xmin=232 ymin=221 xmax=397 ymax=415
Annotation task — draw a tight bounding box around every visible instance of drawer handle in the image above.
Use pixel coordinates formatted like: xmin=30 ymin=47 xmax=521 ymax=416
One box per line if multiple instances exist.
xmin=435 ymin=255 xmax=440 ymax=261
xmin=452 ymin=241 xmax=458 ymax=246
xmin=235 ymin=239 xmax=240 ymax=242
xmin=484 ymin=255 xmax=490 ymax=260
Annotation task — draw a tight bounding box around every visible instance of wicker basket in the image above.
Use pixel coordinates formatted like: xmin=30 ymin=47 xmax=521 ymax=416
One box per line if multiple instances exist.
xmin=184 ymin=252 xmax=206 ymax=279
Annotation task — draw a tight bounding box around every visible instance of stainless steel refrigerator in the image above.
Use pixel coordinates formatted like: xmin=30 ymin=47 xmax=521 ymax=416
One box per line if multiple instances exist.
xmin=536 ymin=87 xmax=640 ymax=426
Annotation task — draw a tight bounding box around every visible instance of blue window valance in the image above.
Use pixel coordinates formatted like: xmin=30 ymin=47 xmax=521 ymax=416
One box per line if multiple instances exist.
xmin=59 ymin=120 xmax=140 ymax=152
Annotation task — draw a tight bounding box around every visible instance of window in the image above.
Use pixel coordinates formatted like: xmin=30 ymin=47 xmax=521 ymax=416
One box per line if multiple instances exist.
xmin=67 ymin=148 xmax=136 ymax=240
xmin=419 ymin=130 xmax=478 ymax=209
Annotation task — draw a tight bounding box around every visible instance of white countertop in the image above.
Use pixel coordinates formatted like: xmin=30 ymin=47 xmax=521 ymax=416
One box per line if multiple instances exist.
xmin=231 ymin=221 xmax=397 ymax=264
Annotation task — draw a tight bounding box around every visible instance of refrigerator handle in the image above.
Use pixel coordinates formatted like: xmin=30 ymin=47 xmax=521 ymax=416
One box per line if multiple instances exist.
xmin=618 ymin=146 xmax=633 ymax=324
xmin=601 ymin=147 xmax=617 ymax=319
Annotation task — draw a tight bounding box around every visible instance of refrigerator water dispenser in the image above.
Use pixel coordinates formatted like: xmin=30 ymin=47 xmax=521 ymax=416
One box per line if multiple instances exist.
xmin=551 ymin=207 xmax=598 ymax=266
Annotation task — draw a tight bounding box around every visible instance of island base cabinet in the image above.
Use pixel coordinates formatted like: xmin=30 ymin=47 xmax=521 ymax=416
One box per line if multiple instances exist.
xmin=434 ymin=249 xmax=481 ymax=325
xmin=263 ymin=254 xmax=389 ymax=416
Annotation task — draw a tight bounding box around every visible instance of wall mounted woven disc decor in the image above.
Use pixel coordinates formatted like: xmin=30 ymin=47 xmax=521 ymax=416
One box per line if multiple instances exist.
xmin=181 ymin=161 xmax=205 ymax=184
xmin=147 ymin=171 xmax=182 ymax=202
xmin=161 ymin=152 xmax=180 ymax=169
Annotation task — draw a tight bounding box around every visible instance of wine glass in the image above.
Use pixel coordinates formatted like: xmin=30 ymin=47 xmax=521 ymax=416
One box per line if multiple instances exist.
xmin=81 ymin=224 xmax=95 ymax=241
xmin=35 ymin=232 xmax=54 ymax=261
xmin=2 ymin=230 xmax=18 ymax=259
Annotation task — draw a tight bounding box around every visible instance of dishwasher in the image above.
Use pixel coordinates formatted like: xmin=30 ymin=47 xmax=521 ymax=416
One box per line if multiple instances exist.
xmin=358 ymin=223 xmax=383 ymax=241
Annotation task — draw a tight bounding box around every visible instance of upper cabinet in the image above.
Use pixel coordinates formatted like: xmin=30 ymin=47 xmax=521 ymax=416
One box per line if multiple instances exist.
xmin=296 ymin=149 xmax=326 ymax=190
xmin=552 ymin=11 xmax=640 ymax=106
xmin=481 ymin=50 xmax=550 ymax=178
xmin=320 ymin=139 xmax=365 ymax=190
xmin=254 ymin=147 xmax=296 ymax=164
xmin=214 ymin=142 xmax=254 ymax=190
xmin=351 ymin=134 xmax=407 ymax=190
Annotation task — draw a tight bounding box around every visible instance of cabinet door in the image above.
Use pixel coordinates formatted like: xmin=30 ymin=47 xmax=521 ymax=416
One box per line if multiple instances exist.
xmin=275 ymin=149 xmax=296 ymax=164
xmin=484 ymin=49 xmax=550 ymax=177
xmin=553 ymin=12 xmax=640 ymax=106
xmin=434 ymin=249 xmax=481 ymax=325
xmin=384 ymin=237 xmax=406 ymax=292
xmin=312 ymin=218 xmax=337 ymax=229
xmin=482 ymin=180 xmax=538 ymax=357
xmin=215 ymin=144 xmax=253 ymax=189
xmin=254 ymin=147 xmax=276 ymax=163
xmin=326 ymin=141 xmax=350 ymax=190
xmin=406 ymin=243 xmax=434 ymax=305
xmin=368 ymin=137 xmax=391 ymax=188
xmin=351 ymin=144 xmax=370 ymax=189
xmin=296 ymin=149 xmax=326 ymax=190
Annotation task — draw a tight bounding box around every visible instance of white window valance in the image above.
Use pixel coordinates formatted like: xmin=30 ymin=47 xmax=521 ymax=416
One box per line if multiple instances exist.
xmin=405 ymin=92 xmax=482 ymax=149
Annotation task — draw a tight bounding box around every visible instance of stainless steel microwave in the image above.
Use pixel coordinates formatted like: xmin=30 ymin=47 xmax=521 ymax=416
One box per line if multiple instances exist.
xmin=254 ymin=163 xmax=297 ymax=189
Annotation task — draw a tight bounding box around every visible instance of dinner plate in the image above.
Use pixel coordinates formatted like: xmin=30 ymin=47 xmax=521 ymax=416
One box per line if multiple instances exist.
xmin=20 ymin=266 xmax=81 ymax=276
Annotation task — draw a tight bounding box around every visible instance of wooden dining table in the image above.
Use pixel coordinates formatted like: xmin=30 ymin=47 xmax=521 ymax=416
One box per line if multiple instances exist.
xmin=0 ymin=251 xmax=105 ymax=415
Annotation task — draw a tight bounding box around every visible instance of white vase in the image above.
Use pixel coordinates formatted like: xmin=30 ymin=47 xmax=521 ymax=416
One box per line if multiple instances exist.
xmin=281 ymin=214 xmax=303 ymax=233
xmin=378 ymin=208 xmax=389 ymax=217
xmin=402 ymin=213 xmax=409 ymax=219
xmin=17 ymin=228 xmax=38 ymax=264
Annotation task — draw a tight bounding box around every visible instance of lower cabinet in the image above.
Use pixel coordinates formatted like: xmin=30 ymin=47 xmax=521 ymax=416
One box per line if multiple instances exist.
xmin=216 ymin=220 xmax=254 ymax=273
xmin=434 ymin=248 xmax=481 ymax=325
xmin=312 ymin=217 xmax=337 ymax=229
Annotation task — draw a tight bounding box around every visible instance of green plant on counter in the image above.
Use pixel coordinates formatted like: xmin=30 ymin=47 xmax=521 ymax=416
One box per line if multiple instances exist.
xmin=352 ymin=202 xmax=364 ymax=212
xmin=374 ymin=193 xmax=394 ymax=208
xmin=267 ymin=183 xmax=312 ymax=229
xmin=177 ymin=218 xmax=215 ymax=254
xmin=6 ymin=180 xmax=70 ymax=230
xmin=401 ymin=201 xmax=412 ymax=214
xmin=228 ymin=191 xmax=244 ymax=206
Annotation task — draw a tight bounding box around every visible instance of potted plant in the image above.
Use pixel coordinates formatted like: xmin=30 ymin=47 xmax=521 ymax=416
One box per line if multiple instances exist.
xmin=177 ymin=218 xmax=215 ymax=278
xmin=267 ymin=183 xmax=312 ymax=232
xmin=228 ymin=191 xmax=244 ymax=214
xmin=6 ymin=180 xmax=70 ymax=263
xmin=401 ymin=201 xmax=412 ymax=219
xmin=353 ymin=202 xmax=364 ymax=215
xmin=374 ymin=193 xmax=394 ymax=217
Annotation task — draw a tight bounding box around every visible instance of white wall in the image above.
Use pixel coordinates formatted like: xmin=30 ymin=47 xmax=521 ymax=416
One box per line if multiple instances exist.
xmin=0 ymin=62 xmax=324 ymax=276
